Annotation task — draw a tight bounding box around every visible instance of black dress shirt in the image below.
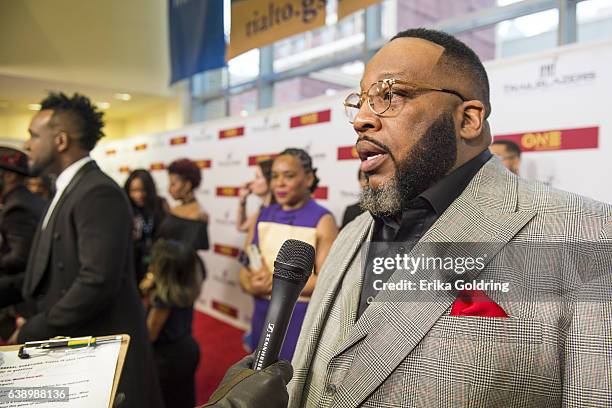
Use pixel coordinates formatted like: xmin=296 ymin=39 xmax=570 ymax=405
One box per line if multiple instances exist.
xmin=358 ymin=149 xmax=492 ymax=317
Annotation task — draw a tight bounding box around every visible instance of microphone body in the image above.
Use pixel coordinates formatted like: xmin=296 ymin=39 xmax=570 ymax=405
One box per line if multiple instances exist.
xmin=253 ymin=239 xmax=315 ymax=371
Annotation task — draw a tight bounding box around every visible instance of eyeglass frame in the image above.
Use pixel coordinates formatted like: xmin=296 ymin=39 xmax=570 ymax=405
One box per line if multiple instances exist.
xmin=343 ymin=78 xmax=469 ymax=122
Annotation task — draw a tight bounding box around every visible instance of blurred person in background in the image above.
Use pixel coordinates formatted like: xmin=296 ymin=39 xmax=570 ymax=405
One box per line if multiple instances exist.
xmin=145 ymin=239 xmax=202 ymax=408
xmin=239 ymin=148 xmax=338 ymax=361
xmin=0 ymin=147 xmax=45 ymax=276
xmin=236 ymin=158 xmax=274 ymax=233
xmin=340 ymin=168 xmax=367 ymax=229
xmin=26 ymin=175 xmax=54 ymax=201
xmin=124 ymin=169 xmax=168 ymax=284
xmin=490 ymin=139 xmax=521 ymax=175
xmin=0 ymin=147 xmax=45 ymax=343
xmin=156 ymin=158 xmax=209 ymax=252
xmin=14 ymin=92 xmax=162 ymax=407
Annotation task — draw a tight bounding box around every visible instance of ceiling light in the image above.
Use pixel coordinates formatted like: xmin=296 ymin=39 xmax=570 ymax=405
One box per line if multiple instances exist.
xmin=239 ymin=110 xmax=249 ymax=117
xmin=114 ymin=93 xmax=131 ymax=101
xmin=28 ymin=103 xmax=41 ymax=111
xmin=97 ymin=102 xmax=111 ymax=109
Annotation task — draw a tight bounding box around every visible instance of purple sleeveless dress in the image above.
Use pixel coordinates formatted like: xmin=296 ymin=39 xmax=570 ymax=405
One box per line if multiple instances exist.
xmin=250 ymin=199 xmax=331 ymax=361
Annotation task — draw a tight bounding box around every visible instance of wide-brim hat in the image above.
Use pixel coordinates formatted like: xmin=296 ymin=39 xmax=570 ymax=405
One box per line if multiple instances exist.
xmin=0 ymin=146 xmax=29 ymax=176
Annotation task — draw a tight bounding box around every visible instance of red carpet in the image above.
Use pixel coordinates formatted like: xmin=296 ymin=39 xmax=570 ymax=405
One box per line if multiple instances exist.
xmin=192 ymin=310 xmax=248 ymax=405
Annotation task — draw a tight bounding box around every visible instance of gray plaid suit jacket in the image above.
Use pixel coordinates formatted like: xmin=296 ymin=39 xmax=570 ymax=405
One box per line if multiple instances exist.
xmin=289 ymin=157 xmax=612 ymax=408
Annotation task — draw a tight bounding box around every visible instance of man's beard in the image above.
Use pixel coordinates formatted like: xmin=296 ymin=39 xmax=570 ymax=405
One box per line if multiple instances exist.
xmin=28 ymin=155 xmax=54 ymax=177
xmin=360 ymin=112 xmax=457 ymax=217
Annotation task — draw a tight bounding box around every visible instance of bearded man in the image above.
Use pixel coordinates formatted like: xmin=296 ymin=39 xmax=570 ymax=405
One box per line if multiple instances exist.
xmin=202 ymin=28 xmax=611 ymax=408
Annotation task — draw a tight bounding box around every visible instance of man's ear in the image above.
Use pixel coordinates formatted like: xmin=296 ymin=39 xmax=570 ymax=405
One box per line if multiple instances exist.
xmin=459 ymin=100 xmax=486 ymax=141
xmin=56 ymin=131 xmax=70 ymax=153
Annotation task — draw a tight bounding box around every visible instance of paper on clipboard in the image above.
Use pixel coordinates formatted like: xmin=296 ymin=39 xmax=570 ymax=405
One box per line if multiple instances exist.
xmin=0 ymin=340 xmax=121 ymax=407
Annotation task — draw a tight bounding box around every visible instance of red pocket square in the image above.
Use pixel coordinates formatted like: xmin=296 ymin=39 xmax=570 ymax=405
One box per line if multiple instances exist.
xmin=450 ymin=289 xmax=508 ymax=318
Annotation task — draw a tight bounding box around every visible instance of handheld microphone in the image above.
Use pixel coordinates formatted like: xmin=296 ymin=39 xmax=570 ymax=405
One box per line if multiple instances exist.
xmin=253 ymin=239 xmax=315 ymax=371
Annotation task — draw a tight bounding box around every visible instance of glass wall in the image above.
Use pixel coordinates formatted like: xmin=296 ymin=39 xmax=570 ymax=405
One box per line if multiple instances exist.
xmin=191 ymin=0 xmax=612 ymax=121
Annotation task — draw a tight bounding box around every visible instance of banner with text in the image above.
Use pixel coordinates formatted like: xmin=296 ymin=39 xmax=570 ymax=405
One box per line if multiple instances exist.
xmin=227 ymin=0 xmax=327 ymax=60
xmin=338 ymin=0 xmax=383 ymax=20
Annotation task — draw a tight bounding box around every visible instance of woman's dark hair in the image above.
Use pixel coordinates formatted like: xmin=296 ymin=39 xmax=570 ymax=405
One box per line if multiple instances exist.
xmin=258 ymin=158 xmax=276 ymax=205
xmin=150 ymin=240 xmax=203 ymax=308
xmin=258 ymin=158 xmax=274 ymax=184
xmin=278 ymin=148 xmax=320 ymax=193
xmin=168 ymin=158 xmax=202 ymax=190
xmin=124 ymin=169 xmax=165 ymax=223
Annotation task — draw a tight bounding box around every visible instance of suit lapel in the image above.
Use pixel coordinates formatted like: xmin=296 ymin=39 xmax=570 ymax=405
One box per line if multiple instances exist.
xmin=23 ymin=161 xmax=97 ymax=296
xmin=331 ymin=158 xmax=536 ymax=408
xmin=290 ymin=213 xmax=373 ymax=405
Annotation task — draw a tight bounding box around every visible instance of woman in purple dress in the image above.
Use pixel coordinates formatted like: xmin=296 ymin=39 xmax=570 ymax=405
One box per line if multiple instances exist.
xmin=239 ymin=148 xmax=338 ymax=361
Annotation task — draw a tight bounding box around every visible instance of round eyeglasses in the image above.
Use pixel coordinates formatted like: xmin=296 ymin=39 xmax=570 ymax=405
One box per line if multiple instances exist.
xmin=343 ymin=78 xmax=467 ymax=123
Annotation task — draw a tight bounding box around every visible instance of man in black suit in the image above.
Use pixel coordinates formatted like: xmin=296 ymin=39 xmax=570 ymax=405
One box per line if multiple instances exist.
xmin=16 ymin=92 xmax=163 ymax=408
xmin=0 ymin=146 xmax=45 ymax=340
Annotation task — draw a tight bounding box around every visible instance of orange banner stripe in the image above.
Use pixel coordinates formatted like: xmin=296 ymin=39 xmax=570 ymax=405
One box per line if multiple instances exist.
xmin=170 ymin=136 xmax=188 ymax=145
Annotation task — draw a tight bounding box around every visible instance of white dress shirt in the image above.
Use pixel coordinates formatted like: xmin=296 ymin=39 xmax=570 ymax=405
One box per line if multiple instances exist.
xmin=42 ymin=156 xmax=93 ymax=229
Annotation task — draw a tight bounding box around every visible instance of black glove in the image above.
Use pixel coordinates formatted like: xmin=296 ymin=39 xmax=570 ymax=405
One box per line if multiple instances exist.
xmin=201 ymin=354 xmax=293 ymax=408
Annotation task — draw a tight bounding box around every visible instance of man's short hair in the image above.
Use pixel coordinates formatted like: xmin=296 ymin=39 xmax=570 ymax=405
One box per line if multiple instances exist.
xmin=492 ymin=139 xmax=522 ymax=157
xmin=391 ymin=28 xmax=491 ymax=118
xmin=40 ymin=92 xmax=105 ymax=151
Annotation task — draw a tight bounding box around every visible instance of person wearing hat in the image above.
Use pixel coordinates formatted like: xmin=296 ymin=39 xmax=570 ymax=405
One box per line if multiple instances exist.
xmin=0 ymin=146 xmax=45 ymax=276
xmin=0 ymin=146 xmax=45 ymax=342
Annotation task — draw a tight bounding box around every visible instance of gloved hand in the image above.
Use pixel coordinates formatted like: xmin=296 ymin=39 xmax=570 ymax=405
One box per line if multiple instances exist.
xmin=200 ymin=354 xmax=293 ymax=408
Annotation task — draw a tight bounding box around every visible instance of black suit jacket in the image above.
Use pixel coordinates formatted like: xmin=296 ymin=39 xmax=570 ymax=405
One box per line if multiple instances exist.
xmin=0 ymin=184 xmax=45 ymax=275
xmin=18 ymin=161 xmax=164 ymax=408
xmin=341 ymin=202 xmax=365 ymax=229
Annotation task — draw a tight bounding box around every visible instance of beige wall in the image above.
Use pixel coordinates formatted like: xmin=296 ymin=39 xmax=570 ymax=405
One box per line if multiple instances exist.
xmin=108 ymin=97 xmax=186 ymax=140
xmin=0 ymin=111 xmax=33 ymax=143
xmin=0 ymin=96 xmax=186 ymax=145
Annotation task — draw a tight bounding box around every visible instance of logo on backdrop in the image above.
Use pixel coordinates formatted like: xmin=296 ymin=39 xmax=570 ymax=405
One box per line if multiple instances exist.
xmin=213 ymin=243 xmax=241 ymax=258
xmin=503 ymin=60 xmax=596 ymax=93
xmin=195 ymin=128 xmax=214 ymax=142
xmin=214 ymin=210 xmax=235 ymax=226
xmin=195 ymin=159 xmax=213 ymax=169
xmin=337 ymin=145 xmax=359 ymax=160
xmin=134 ymin=143 xmax=148 ymax=152
xmin=302 ymin=141 xmax=326 ymax=160
xmin=119 ymin=166 xmax=131 ymax=174
xmin=290 ymin=109 xmax=331 ymax=128
xmin=211 ymin=300 xmax=239 ymax=318
xmin=339 ymin=189 xmax=360 ymax=199
xmin=216 ymin=186 xmax=241 ymax=197
xmin=213 ymin=269 xmax=239 ymax=288
xmin=248 ymin=153 xmax=279 ymax=166
xmin=105 ymin=148 xmax=117 ymax=156
xmin=313 ymin=186 xmax=329 ymax=200
xmin=252 ymin=115 xmax=281 ymax=132
xmin=218 ymin=152 xmax=242 ymax=167
xmin=219 ymin=126 xmax=245 ymax=140
xmin=170 ymin=135 xmax=189 ymax=146
xmin=494 ymin=126 xmax=599 ymax=152
xmin=150 ymin=162 xmax=166 ymax=171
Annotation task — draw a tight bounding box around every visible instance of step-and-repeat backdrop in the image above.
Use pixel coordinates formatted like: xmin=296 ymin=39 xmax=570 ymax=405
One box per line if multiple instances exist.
xmin=92 ymin=40 xmax=612 ymax=329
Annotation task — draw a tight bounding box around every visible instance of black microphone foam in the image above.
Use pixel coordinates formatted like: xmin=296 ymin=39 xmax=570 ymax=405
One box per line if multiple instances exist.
xmin=253 ymin=239 xmax=315 ymax=371
xmin=273 ymin=239 xmax=315 ymax=284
